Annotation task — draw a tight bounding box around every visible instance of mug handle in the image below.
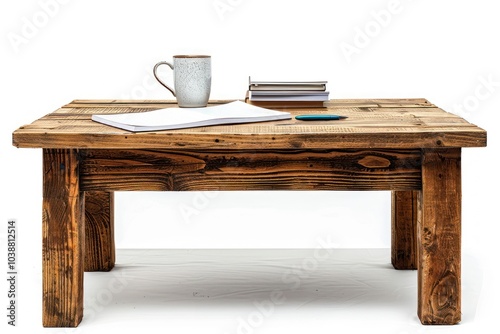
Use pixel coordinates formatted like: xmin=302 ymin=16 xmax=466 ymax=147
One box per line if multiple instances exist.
xmin=153 ymin=61 xmax=176 ymax=97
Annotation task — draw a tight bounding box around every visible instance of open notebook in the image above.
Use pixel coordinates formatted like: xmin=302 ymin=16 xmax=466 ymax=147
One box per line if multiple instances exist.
xmin=91 ymin=100 xmax=291 ymax=132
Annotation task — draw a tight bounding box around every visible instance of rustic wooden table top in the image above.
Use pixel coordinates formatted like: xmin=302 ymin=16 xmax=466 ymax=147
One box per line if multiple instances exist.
xmin=12 ymin=99 xmax=486 ymax=150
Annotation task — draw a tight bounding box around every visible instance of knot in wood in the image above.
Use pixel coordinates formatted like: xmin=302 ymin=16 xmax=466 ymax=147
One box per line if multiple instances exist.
xmin=358 ymin=155 xmax=391 ymax=168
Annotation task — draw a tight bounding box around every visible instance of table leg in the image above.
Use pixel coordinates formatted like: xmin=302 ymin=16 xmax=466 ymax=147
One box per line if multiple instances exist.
xmin=418 ymin=148 xmax=461 ymax=324
xmin=85 ymin=191 xmax=115 ymax=272
xmin=391 ymin=191 xmax=418 ymax=269
xmin=42 ymin=149 xmax=84 ymax=327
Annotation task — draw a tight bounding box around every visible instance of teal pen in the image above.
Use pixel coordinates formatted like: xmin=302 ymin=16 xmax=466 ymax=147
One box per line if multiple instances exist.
xmin=295 ymin=114 xmax=348 ymax=121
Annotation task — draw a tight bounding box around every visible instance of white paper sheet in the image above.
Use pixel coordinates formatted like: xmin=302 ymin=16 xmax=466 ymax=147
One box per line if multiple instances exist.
xmin=91 ymin=101 xmax=291 ymax=132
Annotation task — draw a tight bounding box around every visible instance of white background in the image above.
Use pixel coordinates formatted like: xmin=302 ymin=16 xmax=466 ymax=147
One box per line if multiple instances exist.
xmin=1 ymin=0 xmax=499 ymax=333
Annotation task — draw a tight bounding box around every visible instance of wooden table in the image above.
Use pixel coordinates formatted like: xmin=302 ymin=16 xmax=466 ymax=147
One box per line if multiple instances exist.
xmin=12 ymin=99 xmax=487 ymax=327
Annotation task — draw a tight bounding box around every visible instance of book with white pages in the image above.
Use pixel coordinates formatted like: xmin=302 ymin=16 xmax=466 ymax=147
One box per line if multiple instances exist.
xmin=248 ymin=90 xmax=329 ymax=101
xmin=91 ymin=100 xmax=291 ymax=132
xmin=249 ymin=77 xmax=327 ymax=91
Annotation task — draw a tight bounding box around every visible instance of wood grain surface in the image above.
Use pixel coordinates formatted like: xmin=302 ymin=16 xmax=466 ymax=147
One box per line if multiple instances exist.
xmin=391 ymin=190 xmax=418 ymax=270
xmin=12 ymin=99 xmax=486 ymax=149
xmin=84 ymin=191 xmax=115 ymax=272
xmin=79 ymin=148 xmax=422 ymax=191
xmin=42 ymin=149 xmax=84 ymax=327
xmin=418 ymin=148 xmax=462 ymax=324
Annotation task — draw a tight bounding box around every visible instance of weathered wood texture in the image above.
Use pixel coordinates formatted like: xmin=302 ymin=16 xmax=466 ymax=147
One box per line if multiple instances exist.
xmin=12 ymin=100 xmax=486 ymax=327
xmin=418 ymin=148 xmax=461 ymax=324
xmin=42 ymin=149 xmax=84 ymax=327
xmin=84 ymin=191 xmax=115 ymax=272
xmin=79 ymin=148 xmax=422 ymax=191
xmin=391 ymin=191 xmax=418 ymax=269
xmin=12 ymin=99 xmax=486 ymax=150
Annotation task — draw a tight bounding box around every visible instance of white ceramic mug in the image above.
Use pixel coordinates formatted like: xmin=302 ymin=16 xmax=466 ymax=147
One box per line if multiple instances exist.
xmin=153 ymin=55 xmax=211 ymax=108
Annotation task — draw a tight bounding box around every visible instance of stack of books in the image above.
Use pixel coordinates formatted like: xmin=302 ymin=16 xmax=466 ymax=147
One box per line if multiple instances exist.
xmin=245 ymin=77 xmax=329 ymax=108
